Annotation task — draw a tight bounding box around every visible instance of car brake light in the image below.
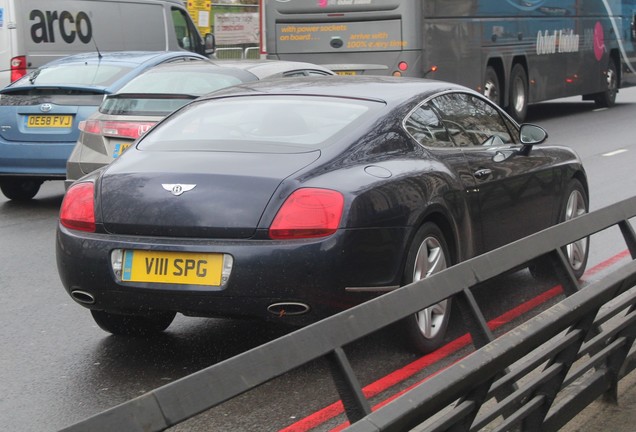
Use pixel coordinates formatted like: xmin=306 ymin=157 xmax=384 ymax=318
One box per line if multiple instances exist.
xmin=269 ymin=188 xmax=344 ymax=240
xmin=79 ymin=119 xmax=156 ymax=140
xmin=60 ymin=182 xmax=96 ymax=232
xmin=10 ymin=56 xmax=27 ymax=82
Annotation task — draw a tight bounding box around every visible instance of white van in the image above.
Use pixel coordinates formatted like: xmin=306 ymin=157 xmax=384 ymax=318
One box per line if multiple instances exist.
xmin=0 ymin=0 xmax=214 ymax=87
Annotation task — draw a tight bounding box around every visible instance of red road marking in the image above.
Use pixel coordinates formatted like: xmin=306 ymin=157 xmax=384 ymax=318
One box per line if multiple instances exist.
xmin=279 ymin=250 xmax=631 ymax=432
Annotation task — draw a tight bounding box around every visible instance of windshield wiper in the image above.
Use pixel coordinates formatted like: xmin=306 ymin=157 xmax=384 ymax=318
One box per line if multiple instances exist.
xmin=28 ymin=70 xmax=41 ymax=84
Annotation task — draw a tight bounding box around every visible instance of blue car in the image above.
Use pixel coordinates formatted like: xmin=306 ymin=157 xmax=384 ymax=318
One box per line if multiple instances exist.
xmin=0 ymin=51 xmax=207 ymax=200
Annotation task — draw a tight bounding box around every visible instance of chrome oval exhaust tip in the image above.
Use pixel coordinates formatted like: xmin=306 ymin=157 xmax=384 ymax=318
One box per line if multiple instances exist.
xmin=71 ymin=290 xmax=95 ymax=305
xmin=267 ymin=302 xmax=310 ymax=317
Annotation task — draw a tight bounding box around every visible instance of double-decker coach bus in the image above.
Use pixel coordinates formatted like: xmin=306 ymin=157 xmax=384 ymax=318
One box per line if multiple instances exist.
xmin=262 ymin=0 xmax=636 ymax=121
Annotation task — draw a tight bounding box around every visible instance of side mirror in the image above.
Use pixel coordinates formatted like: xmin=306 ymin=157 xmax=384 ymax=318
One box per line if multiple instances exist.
xmin=204 ymin=33 xmax=216 ymax=56
xmin=519 ymin=124 xmax=548 ymax=145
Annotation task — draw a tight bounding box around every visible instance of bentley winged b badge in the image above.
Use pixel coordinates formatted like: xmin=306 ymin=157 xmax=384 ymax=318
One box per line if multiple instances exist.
xmin=162 ymin=184 xmax=196 ymax=196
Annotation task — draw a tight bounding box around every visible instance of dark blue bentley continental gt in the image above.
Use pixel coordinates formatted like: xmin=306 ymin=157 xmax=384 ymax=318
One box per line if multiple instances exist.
xmin=56 ymin=76 xmax=589 ymax=353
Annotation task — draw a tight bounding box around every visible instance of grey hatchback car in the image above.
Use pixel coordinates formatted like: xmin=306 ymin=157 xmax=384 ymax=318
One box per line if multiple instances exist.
xmin=65 ymin=60 xmax=335 ymax=188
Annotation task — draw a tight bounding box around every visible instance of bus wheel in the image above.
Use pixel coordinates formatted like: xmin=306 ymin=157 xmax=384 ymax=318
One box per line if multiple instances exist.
xmin=507 ymin=64 xmax=528 ymax=123
xmin=594 ymin=58 xmax=618 ymax=108
xmin=483 ymin=66 xmax=502 ymax=106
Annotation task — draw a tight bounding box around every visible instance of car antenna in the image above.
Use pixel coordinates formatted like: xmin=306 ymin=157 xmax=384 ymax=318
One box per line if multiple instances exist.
xmin=92 ymin=35 xmax=103 ymax=59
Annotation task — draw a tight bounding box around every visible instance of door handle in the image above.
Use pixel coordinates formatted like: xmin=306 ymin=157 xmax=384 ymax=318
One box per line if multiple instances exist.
xmin=474 ymin=168 xmax=492 ymax=179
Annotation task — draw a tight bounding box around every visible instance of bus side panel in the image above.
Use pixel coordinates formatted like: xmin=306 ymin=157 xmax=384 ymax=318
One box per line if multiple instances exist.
xmin=423 ymin=18 xmax=482 ymax=92
xmin=475 ymin=1 xmax=635 ymax=105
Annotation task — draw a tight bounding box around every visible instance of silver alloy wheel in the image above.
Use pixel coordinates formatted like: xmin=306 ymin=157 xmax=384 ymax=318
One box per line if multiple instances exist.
xmin=564 ymin=189 xmax=588 ymax=271
xmin=413 ymin=236 xmax=448 ymax=339
xmin=512 ymin=75 xmax=527 ymax=114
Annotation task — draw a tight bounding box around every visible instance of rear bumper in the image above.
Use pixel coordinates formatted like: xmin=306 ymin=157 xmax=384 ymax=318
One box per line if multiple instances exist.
xmin=56 ymin=224 xmax=411 ymax=325
xmin=0 ymin=139 xmax=75 ymax=177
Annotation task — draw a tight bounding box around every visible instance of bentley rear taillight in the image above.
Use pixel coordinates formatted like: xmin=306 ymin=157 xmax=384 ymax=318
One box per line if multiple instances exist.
xmin=60 ymin=182 xmax=96 ymax=232
xmin=269 ymin=188 xmax=344 ymax=240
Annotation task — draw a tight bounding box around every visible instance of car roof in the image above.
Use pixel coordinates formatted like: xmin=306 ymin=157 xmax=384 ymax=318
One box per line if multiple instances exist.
xmin=113 ymin=61 xmax=260 ymax=93
xmin=201 ymin=75 xmax=470 ymax=106
xmin=44 ymin=51 xmax=208 ymax=67
xmin=210 ymin=59 xmax=335 ymax=79
xmin=3 ymin=51 xmax=209 ymax=93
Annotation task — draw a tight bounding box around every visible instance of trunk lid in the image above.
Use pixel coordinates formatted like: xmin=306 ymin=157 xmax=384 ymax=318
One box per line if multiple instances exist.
xmin=0 ymin=88 xmax=106 ymax=143
xmin=99 ymin=150 xmax=320 ymax=238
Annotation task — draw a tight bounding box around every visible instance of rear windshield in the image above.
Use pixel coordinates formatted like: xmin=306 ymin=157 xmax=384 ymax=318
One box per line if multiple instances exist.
xmin=11 ymin=64 xmax=134 ymax=88
xmin=100 ymin=96 xmax=194 ymax=116
xmin=117 ymin=69 xmax=254 ymax=95
xmin=138 ymin=95 xmax=381 ymax=153
xmin=99 ymin=70 xmax=253 ymax=116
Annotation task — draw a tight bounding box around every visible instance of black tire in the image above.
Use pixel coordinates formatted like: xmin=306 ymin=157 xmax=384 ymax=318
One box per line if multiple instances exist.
xmin=401 ymin=222 xmax=453 ymax=354
xmin=594 ymin=58 xmax=618 ymax=108
xmin=530 ymin=179 xmax=589 ymax=281
xmin=91 ymin=310 xmax=176 ymax=336
xmin=483 ymin=66 xmax=502 ymax=107
xmin=507 ymin=64 xmax=528 ymax=123
xmin=0 ymin=178 xmax=42 ymax=201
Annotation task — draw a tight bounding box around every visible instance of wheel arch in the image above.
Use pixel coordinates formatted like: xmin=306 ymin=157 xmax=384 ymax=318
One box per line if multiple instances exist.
xmin=411 ymin=209 xmax=460 ymax=268
xmin=486 ymin=57 xmax=505 ymax=79
xmin=511 ymin=55 xmax=528 ymax=74
xmin=571 ymin=170 xmax=590 ymax=205
xmin=484 ymin=57 xmax=505 ymax=107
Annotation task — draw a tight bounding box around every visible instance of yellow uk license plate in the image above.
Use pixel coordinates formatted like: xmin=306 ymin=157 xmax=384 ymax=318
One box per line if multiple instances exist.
xmin=335 ymin=71 xmax=358 ymax=76
xmin=112 ymin=142 xmax=131 ymax=158
xmin=122 ymin=250 xmax=224 ymax=286
xmin=25 ymin=115 xmax=73 ymax=128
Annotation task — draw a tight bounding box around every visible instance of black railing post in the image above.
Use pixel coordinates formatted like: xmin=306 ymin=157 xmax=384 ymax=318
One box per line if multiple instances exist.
xmin=522 ymin=312 xmax=598 ymax=430
xmin=456 ymin=287 xmax=494 ymax=348
xmin=455 ymin=287 xmax=519 ymax=420
xmin=619 ymin=220 xmax=636 ymax=259
xmin=553 ymin=248 xmax=581 ymax=296
xmin=326 ymin=347 xmax=371 ymax=424
xmin=602 ymin=277 xmax=636 ymax=403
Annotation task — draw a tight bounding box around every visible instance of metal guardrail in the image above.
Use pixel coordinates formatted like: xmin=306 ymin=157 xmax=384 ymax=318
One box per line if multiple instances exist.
xmin=60 ymin=196 xmax=636 ymax=432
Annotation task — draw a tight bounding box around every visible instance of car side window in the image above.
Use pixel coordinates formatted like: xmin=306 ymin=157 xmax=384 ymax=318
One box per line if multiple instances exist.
xmin=404 ymin=103 xmax=454 ymax=148
xmin=172 ymin=8 xmax=198 ymax=52
xmin=306 ymin=70 xmax=333 ymax=76
xmin=430 ymin=93 xmax=513 ymax=147
xmin=501 ymin=114 xmax=520 ymax=144
xmin=282 ymin=71 xmax=309 ymax=77
xmin=281 ymin=70 xmax=331 ymax=77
